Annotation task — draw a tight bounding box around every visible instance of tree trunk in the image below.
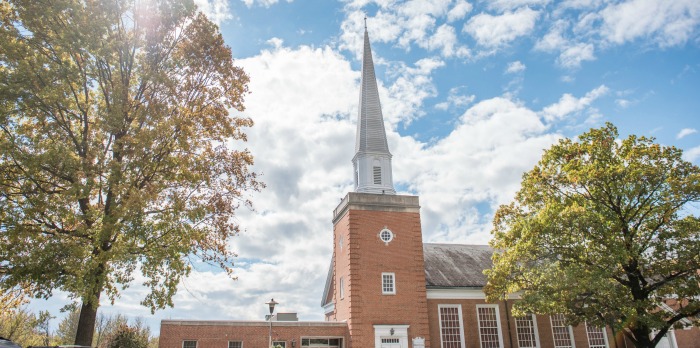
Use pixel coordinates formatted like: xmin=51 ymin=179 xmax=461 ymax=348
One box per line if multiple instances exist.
xmin=630 ymin=326 xmax=654 ymax=348
xmin=75 ymin=292 xmax=101 ymax=346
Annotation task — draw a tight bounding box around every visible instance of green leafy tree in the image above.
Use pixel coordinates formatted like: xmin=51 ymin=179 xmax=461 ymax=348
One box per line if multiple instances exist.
xmin=103 ymin=323 xmax=148 ymax=348
xmin=55 ymin=308 xmax=81 ymax=345
xmin=0 ymin=0 xmax=261 ymax=345
xmin=486 ymin=123 xmax=700 ymax=348
xmin=0 ymin=307 xmax=49 ymax=347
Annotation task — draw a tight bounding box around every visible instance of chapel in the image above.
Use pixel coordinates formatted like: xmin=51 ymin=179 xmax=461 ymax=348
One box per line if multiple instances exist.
xmin=158 ymin=26 xmax=699 ymax=348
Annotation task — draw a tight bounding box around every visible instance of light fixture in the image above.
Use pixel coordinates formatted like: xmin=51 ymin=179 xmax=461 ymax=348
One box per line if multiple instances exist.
xmin=266 ymin=298 xmax=279 ymax=348
xmin=390 ymin=328 xmax=395 ymax=336
xmin=266 ymin=298 xmax=279 ymax=315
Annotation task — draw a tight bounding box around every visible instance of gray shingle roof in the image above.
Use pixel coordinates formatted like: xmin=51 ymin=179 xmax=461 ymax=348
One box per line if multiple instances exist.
xmin=423 ymin=243 xmax=494 ymax=288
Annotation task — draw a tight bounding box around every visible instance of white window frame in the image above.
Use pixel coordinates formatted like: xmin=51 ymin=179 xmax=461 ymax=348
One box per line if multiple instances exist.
xmin=438 ymin=304 xmax=466 ymax=348
xmin=550 ymin=314 xmax=576 ymax=348
xmin=515 ymin=314 xmax=541 ymax=348
xmin=273 ymin=341 xmax=286 ymax=348
xmin=300 ymin=337 xmax=344 ymax=347
xmin=339 ymin=276 xmax=344 ymax=300
xmin=182 ymin=340 xmax=197 ymax=348
xmin=651 ymin=330 xmax=678 ymax=348
xmin=585 ymin=322 xmax=609 ymax=348
xmin=382 ymin=272 xmax=395 ymax=295
xmin=228 ymin=341 xmax=243 ymax=348
xmin=476 ymin=304 xmax=505 ymax=348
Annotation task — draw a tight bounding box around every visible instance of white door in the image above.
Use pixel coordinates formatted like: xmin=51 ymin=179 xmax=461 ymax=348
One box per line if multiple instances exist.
xmin=381 ymin=338 xmax=401 ymax=348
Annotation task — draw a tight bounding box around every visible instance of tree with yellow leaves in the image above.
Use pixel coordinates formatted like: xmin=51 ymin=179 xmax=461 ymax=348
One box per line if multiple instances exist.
xmin=0 ymin=0 xmax=262 ymax=345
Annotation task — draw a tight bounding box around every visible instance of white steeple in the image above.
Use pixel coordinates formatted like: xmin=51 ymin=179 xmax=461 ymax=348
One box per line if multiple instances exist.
xmin=353 ymin=21 xmax=396 ymax=195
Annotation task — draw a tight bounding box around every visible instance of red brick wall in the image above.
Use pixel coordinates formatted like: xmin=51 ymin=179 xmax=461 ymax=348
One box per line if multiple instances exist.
xmin=427 ymin=298 xmax=619 ymax=348
xmin=158 ymin=321 xmax=348 ymax=348
xmin=617 ymin=326 xmax=700 ymax=348
xmin=331 ymin=194 xmax=431 ymax=348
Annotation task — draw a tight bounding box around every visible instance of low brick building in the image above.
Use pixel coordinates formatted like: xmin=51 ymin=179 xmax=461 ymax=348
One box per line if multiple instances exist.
xmin=158 ymin=25 xmax=699 ymax=348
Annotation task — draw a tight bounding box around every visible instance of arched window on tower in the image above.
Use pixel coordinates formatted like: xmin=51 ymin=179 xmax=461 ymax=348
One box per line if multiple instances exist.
xmin=373 ymin=166 xmax=381 ymax=184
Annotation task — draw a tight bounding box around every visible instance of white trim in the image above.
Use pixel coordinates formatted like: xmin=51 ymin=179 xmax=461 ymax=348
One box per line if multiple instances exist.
xmin=374 ymin=325 xmax=409 ymax=348
xmin=437 ymin=304 xmax=466 ymax=348
xmin=323 ymin=302 xmax=335 ymax=314
xmin=378 ymin=228 xmax=394 ymax=245
xmin=339 ymin=276 xmax=345 ymax=300
xmin=426 ymin=288 xmax=522 ymax=300
xmin=427 ymin=288 xmax=486 ymax=299
xmin=300 ymin=336 xmax=345 ymax=348
xmin=652 ymin=330 xmax=678 ymax=348
xmin=550 ymin=315 xmax=575 ymax=348
xmin=476 ymin=304 xmax=505 ymax=348
xmin=585 ymin=322 xmax=609 ymax=348
xmin=515 ymin=314 xmax=541 ymax=348
xmin=382 ymin=272 xmax=396 ymax=295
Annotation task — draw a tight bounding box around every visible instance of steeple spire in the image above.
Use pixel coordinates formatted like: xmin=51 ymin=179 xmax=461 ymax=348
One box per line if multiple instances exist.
xmin=352 ymin=23 xmax=396 ymax=195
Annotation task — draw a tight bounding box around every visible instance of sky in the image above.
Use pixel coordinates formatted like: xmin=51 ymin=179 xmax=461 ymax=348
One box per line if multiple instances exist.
xmin=30 ymin=0 xmax=700 ymax=336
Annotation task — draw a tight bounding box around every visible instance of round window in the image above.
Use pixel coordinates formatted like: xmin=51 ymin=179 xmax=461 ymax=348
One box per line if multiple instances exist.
xmin=379 ymin=228 xmax=394 ymax=244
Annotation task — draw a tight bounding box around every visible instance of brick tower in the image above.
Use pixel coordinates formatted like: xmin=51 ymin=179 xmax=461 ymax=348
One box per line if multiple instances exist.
xmin=322 ymin=22 xmax=431 ymax=348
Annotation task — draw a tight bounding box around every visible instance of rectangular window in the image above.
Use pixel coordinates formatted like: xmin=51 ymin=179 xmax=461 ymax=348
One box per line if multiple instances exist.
xmin=382 ymin=338 xmax=400 ymax=344
xmin=183 ymin=341 xmax=197 ymax=348
xmin=477 ymin=305 xmax=504 ymax=348
xmin=301 ymin=338 xmax=342 ymax=347
xmin=550 ymin=314 xmax=575 ymax=348
xmin=273 ymin=341 xmax=286 ymax=348
xmin=228 ymin=342 xmax=242 ymax=348
xmin=373 ymin=166 xmax=382 ymax=184
xmin=515 ymin=314 xmax=540 ymax=348
xmin=339 ymin=276 xmax=344 ymax=299
xmin=586 ymin=323 xmax=608 ymax=348
xmin=438 ymin=304 xmax=465 ymax=348
xmin=382 ymin=272 xmax=395 ymax=294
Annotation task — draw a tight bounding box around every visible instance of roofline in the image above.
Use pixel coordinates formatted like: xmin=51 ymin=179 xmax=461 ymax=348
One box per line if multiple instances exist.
xmin=161 ymin=320 xmax=347 ymax=327
xmin=426 ymin=286 xmax=485 ymax=290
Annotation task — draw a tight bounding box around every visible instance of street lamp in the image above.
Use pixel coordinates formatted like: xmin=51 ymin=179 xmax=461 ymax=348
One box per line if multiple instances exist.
xmin=266 ymin=298 xmax=279 ymax=348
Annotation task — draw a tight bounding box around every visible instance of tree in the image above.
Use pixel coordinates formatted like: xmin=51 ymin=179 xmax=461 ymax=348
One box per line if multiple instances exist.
xmin=0 ymin=307 xmax=49 ymax=347
xmin=55 ymin=308 xmax=80 ymax=345
xmin=103 ymin=323 xmax=149 ymax=348
xmin=99 ymin=318 xmax=151 ymax=348
xmin=0 ymin=0 xmax=261 ymax=345
xmin=485 ymin=123 xmax=700 ymax=348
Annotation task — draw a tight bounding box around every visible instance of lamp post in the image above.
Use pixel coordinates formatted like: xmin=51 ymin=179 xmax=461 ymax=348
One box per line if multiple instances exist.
xmin=266 ymin=298 xmax=278 ymax=348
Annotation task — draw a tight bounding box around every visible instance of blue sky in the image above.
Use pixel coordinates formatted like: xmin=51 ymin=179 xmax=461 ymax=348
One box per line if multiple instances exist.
xmin=31 ymin=0 xmax=700 ymax=335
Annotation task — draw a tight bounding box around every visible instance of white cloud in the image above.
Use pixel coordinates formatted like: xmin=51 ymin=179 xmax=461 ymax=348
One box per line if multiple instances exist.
xmin=683 ymin=145 xmax=700 ymax=162
xmin=488 ymin=0 xmax=552 ymax=12
xmin=339 ymin=1 xmax=470 ymax=60
xmin=241 ymin=0 xmax=292 ymax=8
xmin=382 ymin=57 xmax=446 ymax=126
xmin=194 ymin=0 xmax=233 ymax=24
xmin=447 ymin=0 xmax=473 ymax=22
xmin=557 ymin=42 xmax=596 ymax=68
xmin=425 ymin=24 xmax=471 ymax=58
xmin=505 ymin=61 xmax=526 ymax=74
xmin=464 ymin=7 xmax=540 ymax=48
xmin=396 ymin=96 xmax=561 ymax=243
xmin=541 ymin=85 xmax=609 ymax=121
xmin=600 ymin=0 xmax=700 ymax=47
xmin=535 ymin=19 xmax=569 ymax=52
xmin=677 ymin=128 xmax=698 ymax=139
xmin=435 ymin=86 xmax=475 ymax=111
xmin=615 ymin=99 xmax=631 ymax=108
